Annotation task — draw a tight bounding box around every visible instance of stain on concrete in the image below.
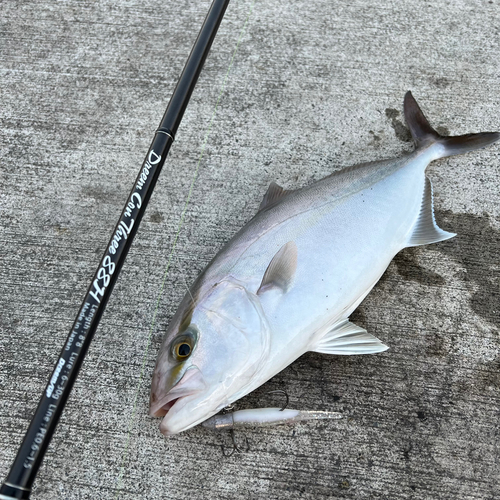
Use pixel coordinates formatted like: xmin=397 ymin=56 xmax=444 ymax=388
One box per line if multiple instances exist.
xmin=385 ymin=108 xmax=399 ymax=120
xmin=393 ymin=248 xmax=446 ymax=286
xmin=426 ymin=332 xmax=447 ymax=358
xmin=437 ymin=210 xmax=500 ymax=329
xmin=81 ymin=185 xmax=121 ymax=205
xmin=431 ymin=77 xmax=451 ymax=89
xmin=403 ymin=442 xmax=412 ymax=460
xmin=149 ymin=211 xmax=164 ymax=224
xmin=338 ymin=479 xmax=350 ymax=489
xmin=368 ymin=130 xmax=382 ymax=148
xmin=475 ymin=357 xmax=500 ymax=391
xmin=435 ymin=126 xmax=451 ymax=136
xmin=53 ymin=224 xmax=69 ymax=235
xmin=385 ymin=108 xmax=412 ymax=142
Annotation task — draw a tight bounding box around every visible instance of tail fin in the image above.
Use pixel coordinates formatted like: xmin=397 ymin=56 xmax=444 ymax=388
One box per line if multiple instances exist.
xmin=404 ymin=91 xmax=499 ymax=158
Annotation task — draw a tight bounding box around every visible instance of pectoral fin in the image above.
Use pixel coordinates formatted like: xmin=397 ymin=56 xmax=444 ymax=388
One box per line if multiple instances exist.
xmin=257 ymin=241 xmax=298 ymax=295
xmin=311 ymin=319 xmax=388 ymax=355
xmin=407 ymin=176 xmax=456 ymax=247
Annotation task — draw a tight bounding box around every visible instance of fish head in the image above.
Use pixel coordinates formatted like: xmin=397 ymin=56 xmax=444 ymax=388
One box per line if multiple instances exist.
xmin=150 ymin=277 xmax=271 ymax=435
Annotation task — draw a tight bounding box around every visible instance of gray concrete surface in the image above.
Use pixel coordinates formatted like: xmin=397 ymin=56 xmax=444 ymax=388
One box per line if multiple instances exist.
xmin=1 ymin=0 xmax=499 ymax=498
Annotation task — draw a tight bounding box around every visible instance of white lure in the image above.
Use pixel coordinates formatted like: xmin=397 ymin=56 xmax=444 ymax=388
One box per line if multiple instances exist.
xmin=149 ymin=92 xmax=499 ymax=435
xmin=201 ymin=408 xmax=342 ymax=431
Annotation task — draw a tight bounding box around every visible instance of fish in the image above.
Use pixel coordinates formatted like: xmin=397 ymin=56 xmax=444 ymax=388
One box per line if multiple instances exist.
xmin=149 ymin=92 xmax=499 ymax=435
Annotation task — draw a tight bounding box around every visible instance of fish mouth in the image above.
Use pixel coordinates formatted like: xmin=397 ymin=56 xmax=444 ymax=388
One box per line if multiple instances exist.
xmin=149 ymin=392 xmax=196 ymax=418
xmin=149 ymin=396 xmax=178 ymax=418
xmin=149 ymin=366 xmax=206 ymax=419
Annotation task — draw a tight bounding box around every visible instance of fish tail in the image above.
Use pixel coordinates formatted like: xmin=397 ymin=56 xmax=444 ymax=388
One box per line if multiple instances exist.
xmin=404 ymin=91 xmax=499 ymax=158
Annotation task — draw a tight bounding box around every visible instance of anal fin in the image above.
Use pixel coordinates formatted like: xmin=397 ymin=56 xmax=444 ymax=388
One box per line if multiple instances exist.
xmin=407 ymin=176 xmax=456 ymax=247
xmin=311 ymin=320 xmax=388 ymax=355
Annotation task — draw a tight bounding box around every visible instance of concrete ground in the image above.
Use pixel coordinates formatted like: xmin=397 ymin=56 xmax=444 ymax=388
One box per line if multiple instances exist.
xmin=1 ymin=0 xmax=499 ymax=498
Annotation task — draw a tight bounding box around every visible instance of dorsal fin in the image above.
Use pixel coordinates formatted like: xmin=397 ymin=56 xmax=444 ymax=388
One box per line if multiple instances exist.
xmin=259 ymin=182 xmax=292 ymax=212
xmin=407 ymin=176 xmax=456 ymax=247
xmin=257 ymin=241 xmax=298 ymax=295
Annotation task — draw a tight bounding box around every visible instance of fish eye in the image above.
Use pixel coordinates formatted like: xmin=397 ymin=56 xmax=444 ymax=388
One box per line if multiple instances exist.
xmin=176 ymin=343 xmax=191 ymax=358
xmin=171 ymin=326 xmax=197 ymax=362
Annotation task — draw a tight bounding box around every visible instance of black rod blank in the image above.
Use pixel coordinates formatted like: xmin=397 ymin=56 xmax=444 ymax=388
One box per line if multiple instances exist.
xmin=0 ymin=1 xmax=230 ymax=498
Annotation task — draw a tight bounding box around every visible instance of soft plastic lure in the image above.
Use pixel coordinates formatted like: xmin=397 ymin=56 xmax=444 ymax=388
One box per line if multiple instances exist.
xmin=201 ymin=408 xmax=343 ymax=431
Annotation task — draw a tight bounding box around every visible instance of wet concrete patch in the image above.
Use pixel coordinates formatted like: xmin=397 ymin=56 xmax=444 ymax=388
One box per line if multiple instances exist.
xmin=436 ymin=210 xmax=500 ymax=329
xmin=393 ymin=247 xmax=446 ymax=287
xmin=373 ymin=210 xmax=499 ymax=330
xmin=385 ymin=108 xmax=412 ymax=143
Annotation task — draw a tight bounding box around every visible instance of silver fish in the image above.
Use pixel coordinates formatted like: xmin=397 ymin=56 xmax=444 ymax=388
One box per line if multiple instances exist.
xmin=150 ymin=92 xmax=499 ymax=435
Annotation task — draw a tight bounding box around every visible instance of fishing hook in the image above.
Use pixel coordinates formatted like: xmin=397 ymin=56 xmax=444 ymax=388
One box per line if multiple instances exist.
xmin=263 ymin=389 xmax=289 ymax=411
xmin=220 ymin=428 xmax=250 ymax=457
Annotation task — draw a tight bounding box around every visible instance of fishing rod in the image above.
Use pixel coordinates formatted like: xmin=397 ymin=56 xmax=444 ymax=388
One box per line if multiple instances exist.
xmin=0 ymin=0 xmax=230 ymax=498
